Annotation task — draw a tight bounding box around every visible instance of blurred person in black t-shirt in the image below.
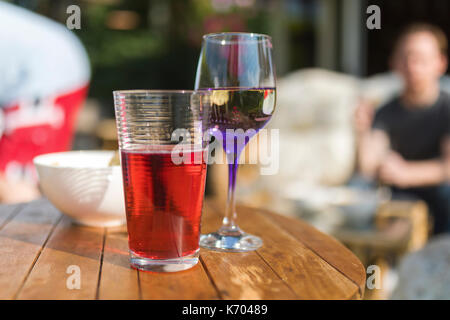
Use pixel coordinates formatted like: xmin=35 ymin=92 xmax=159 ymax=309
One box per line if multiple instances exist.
xmin=357 ymin=23 xmax=450 ymax=234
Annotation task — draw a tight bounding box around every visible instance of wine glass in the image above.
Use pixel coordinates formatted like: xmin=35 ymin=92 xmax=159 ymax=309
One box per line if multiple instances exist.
xmin=195 ymin=32 xmax=276 ymax=252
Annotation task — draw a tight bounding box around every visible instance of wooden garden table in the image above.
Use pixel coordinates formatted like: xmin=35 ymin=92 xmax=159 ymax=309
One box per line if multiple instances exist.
xmin=0 ymin=198 xmax=365 ymax=300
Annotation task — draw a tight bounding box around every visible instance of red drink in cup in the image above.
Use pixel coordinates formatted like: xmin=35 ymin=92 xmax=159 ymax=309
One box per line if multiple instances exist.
xmin=121 ymin=148 xmax=207 ymax=260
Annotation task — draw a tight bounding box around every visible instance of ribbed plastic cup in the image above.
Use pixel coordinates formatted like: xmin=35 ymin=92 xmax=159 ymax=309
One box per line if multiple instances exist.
xmin=113 ymin=90 xmax=211 ymax=272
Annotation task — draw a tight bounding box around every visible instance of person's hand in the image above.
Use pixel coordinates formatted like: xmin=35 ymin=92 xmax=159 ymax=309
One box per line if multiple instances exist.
xmin=378 ymin=152 xmax=412 ymax=188
xmin=354 ymin=99 xmax=375 ymax=134
xmin=0 ymin=177 xmax=40 ymax=204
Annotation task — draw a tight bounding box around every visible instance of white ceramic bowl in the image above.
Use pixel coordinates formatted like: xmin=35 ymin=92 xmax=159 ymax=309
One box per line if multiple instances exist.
xmin=33 ymin=150 xmax=126 ymax=227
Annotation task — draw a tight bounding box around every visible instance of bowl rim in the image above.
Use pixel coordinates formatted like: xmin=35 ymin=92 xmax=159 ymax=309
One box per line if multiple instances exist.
xmin=33 ymin=150 xmax=119 ymax=169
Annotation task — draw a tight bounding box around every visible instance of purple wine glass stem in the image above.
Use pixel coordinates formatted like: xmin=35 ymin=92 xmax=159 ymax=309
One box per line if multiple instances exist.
xmin=219 ymin=151 xmax=243 ymax=236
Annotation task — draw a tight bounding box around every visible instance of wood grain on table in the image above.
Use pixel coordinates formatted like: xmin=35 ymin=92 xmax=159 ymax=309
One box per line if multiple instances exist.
xmin=0 ymin=198 xmax=365 ymax=300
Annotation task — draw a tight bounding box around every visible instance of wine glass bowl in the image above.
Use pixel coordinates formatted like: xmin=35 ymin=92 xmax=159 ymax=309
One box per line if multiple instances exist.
xmin=195 ymin=32 xmax=276 ymax=252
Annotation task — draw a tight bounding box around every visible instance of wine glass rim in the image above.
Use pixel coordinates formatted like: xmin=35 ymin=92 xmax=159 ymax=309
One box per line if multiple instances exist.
xmin=203 ymin=32 xmax=272 ymax=43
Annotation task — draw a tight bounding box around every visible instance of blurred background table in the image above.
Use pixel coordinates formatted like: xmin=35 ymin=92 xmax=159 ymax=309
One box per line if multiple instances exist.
xmin=0 ymin=198 xmax=365 ymax=300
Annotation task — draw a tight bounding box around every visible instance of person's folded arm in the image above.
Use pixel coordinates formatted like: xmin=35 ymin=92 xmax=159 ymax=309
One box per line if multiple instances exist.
xmin=379 ymin=137 xmax=450 ymax=188
xmin=396 ymin=158 xmax=446 ymax=187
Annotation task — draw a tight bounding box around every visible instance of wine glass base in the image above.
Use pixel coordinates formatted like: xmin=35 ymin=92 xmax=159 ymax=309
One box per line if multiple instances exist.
xmin=200 ymin=231 xmax=263 ymax=252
